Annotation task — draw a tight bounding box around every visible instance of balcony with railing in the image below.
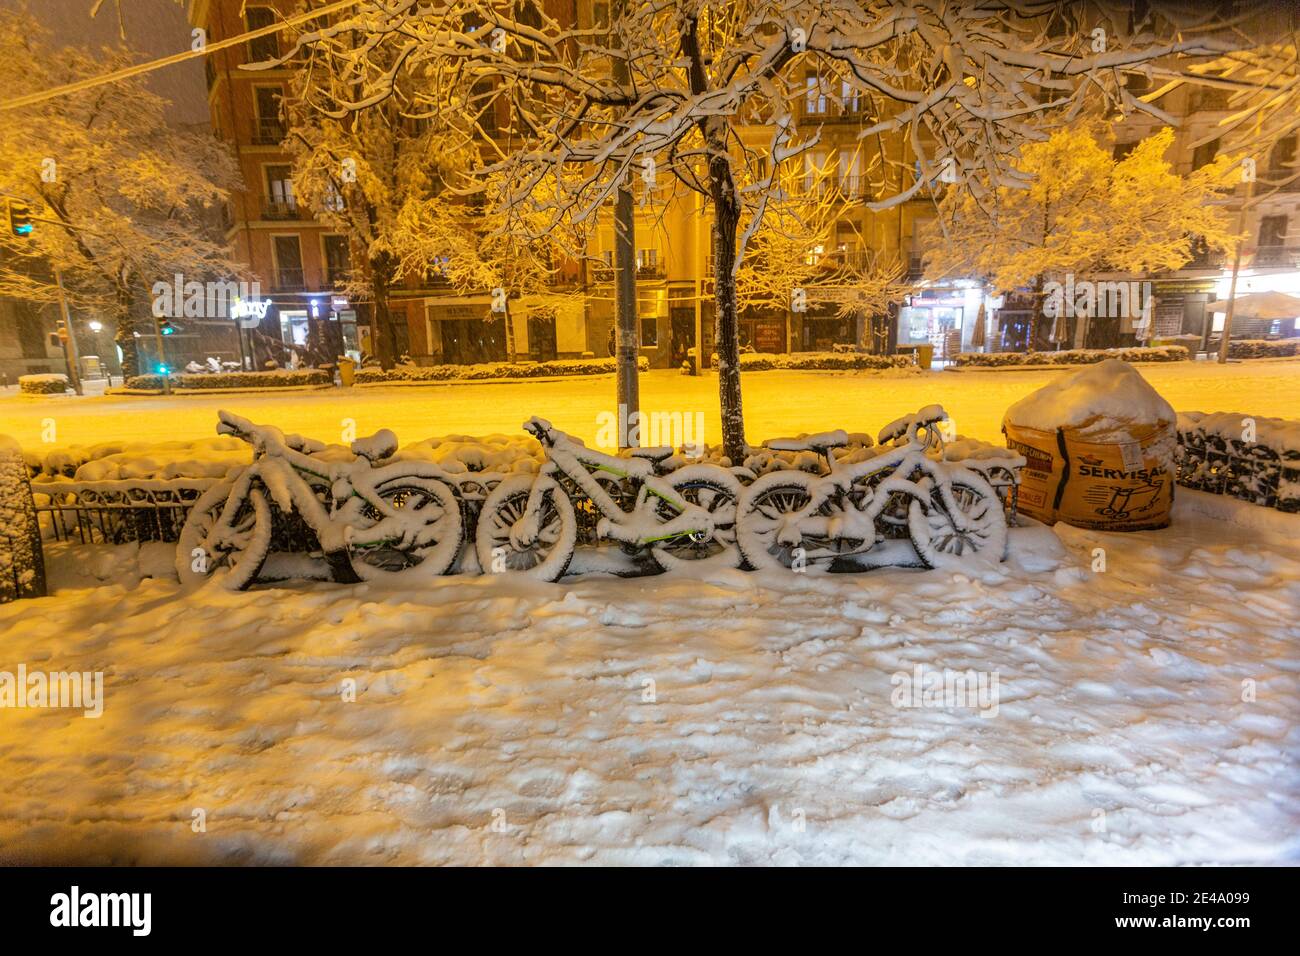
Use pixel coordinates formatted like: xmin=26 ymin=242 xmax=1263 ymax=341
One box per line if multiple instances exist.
xmin=801 ymin=96 xmax=871 ymax=124
xmin=251 ymin=116 xmax=286 ymax=146
xmin=275 ymin=267 xmax=305 ymax=291
xmin=1254 ymin=246 xmax=1300 ymax=269
xmin=636 ymin=262 xmax=665 ymax=280
xmin=263 ymin=199 xmax=301 ymax=221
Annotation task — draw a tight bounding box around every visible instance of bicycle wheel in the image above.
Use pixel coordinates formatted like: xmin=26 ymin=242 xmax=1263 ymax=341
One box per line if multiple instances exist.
xmin=176 ymin=478 xmax=271 ymax=591
xmin=737 ymin=471 xmax=837 ymax=572
xmin=652 ymin=465 xmax=743 ymax=571
xmin=907 ymin=473 xmax=1007 ymax=570
xmin=347 ymin=475 xmax=464 ymax=582
xmin=475 ymin=474 xmax=576 ymax=581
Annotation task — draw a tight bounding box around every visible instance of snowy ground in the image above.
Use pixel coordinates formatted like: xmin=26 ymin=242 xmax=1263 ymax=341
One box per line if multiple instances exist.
xmin=0 ymin=490 xmax=1296 ymax=865
xmin=3 ymin=360 xmax=1298 ymax=451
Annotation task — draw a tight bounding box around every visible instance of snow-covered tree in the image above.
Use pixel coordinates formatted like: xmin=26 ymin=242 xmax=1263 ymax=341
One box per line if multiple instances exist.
xmin=736 ymin=159 xmax=909 ymax=344
xmin=387 ymin=172 xmax=585 ymax=362
xmin=0 ymin=13 xmax=240 ymax=378
xmin=280 ymin=1 xmax=1245 ymax=459
xmin=277 ymin=22 xmax=487 ymax=369
xmin=923 ymin=125 xmax=1238 ymax=347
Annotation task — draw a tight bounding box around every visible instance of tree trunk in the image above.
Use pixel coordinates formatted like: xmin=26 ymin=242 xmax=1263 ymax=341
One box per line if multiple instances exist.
xmin=370 ymin=253 xmax=398 ymax=370
xmin=503 ymin=296 xmax=517 ymax=364
xmin=614 ymin=184 xmax=640 ymax=448
xmin=1028 ymin=273 xmax=1045 ymax=352
xmin=114 ymin=276 xmax=139 ymax=380
xmin=709 ymin=155 xmax=746 ymax=464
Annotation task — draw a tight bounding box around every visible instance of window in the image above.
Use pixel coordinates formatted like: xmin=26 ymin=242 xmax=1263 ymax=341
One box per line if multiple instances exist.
xmin=1191 ymin=138 xmax=1219 ymax=171
xmin=324 ymin=236 xmax=351 ymax=284
xmin=1113 ymin=142 xmax=1137 ymax=161
xmin=1258 ymin=215 xmax=1288 ymax=247
xmin=265 ymin=165 xmax=295 ymax=215
xmin=804 ymin=150 xmax=827 ymax=192
xmin=245 ymin=7 xmax=280 ymax=62
xmin=253 ymin=86 xmax=284 ymax=143
xmin=1268 ymin=134 xmax=1297 ymax=179
xmin=804 ymin=74 xmax=827 ymax=115
xmin=636 ymin=248 xmax=659 ymax=275
xmin=838 ymin=150 xmax=861 ymax=196
xmin=322 ymin=182 xmax=345 ymax=212
xmin=592 ymin=1 xmax=610 ymax=28
xmin=1195 ymin=86 xmax=1232 ymax=110
xmin=640 ymin=318 xmax=658 ymax=347
xmin=840 ymin=79 xmax=861 ymax=115
xmin=272 ymin=235 xmax=304 ymax=290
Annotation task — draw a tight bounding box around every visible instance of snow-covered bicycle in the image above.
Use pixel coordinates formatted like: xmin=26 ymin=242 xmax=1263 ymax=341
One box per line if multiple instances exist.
xmin=736 ymin=405 xmax=1008 ymax=572
xmin=475 ymin=416 xmax=742 ymax=580
xmin=176 ymin=411 xmax=463 ymax=589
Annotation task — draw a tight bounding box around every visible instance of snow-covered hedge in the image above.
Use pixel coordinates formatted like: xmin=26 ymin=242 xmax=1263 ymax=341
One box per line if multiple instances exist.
xmin=732 ymin=351 xmax=915 ymax=372
xmin=1226 ymin=338 xmax=1300 ymax=359
xmin=27 ymin=436 xmax=253 ymax=482
xmin=1176 ymin=411 xmax=1300 ymax=512
xmin=356 ymin=356 xmax=650 ymax=384
xmin=124 ymin=369 xmax=332 ymax=390
xmin=0 ymin=435 xmax=46 ymax=602
xmin=18 ymin=373 xmax=71 ymax=395
xmin=954 ymin=345 xmax=1190 ymax=367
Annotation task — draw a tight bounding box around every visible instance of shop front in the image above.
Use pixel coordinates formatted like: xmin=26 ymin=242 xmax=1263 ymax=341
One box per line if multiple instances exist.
xmin=423 ymin=298 xmax=505 ymax=365
xmin=900 ymin=286 xmax=986 ymax=359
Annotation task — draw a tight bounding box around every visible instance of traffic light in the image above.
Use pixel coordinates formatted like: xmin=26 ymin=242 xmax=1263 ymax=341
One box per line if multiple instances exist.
xmin=158 ymin=319 xmax=176 ymax=335
xmin=7 ymin=198 xmax=32 ymax=237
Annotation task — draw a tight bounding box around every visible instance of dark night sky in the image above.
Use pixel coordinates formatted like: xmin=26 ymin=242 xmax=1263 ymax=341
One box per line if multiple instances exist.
xmin=1 ymin=0 xmax=208 ymax=125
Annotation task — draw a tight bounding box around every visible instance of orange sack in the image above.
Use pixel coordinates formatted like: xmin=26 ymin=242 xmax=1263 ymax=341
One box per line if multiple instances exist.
xmin=1002 ymin=360 xmax=1176 ymax=531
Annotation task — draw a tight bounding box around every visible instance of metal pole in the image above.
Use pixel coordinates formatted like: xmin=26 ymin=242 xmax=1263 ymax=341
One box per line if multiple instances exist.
xmin=151 ymin=312 xmax=172 ymax=395
xmin=53 ymin=267 xmax=83 ymax=396
xmin=1220 ymin=130 xmax=1261 ymax=364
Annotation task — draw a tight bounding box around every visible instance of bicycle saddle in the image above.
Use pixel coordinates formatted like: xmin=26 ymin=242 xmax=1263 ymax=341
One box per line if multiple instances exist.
xmin=766 ymin=430 xmax=849 ymax=454
xmin=523 ymin=417 xmax=558 ymax=446
xmin=351 ymin=429 xmax=398 ymax=462
xmin=630 ymin=446 xmax=674 ymax=463
xmin=878 ymin=404 xmax=947 ymax=445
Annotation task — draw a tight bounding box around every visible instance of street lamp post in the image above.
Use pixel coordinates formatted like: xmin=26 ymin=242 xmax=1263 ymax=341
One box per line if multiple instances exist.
xmin=53 ymin=266 xmax=83 ymax=396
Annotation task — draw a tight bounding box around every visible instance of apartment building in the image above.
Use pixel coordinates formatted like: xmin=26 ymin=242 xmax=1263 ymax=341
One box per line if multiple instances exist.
xmin=1111 ymin=75 xmax=1300 ymax=349
xmin=189 ymin=0 xmax=368 ymax=369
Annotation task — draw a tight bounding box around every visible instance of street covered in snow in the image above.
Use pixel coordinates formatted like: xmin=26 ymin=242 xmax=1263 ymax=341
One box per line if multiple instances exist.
xmin=1 ymin=360 xmax=1298 ymax=864
xmin=3 ymin=360 xmax=1298 ymax=452
xmin=0 ymin=487 xmax=1294 ymax=864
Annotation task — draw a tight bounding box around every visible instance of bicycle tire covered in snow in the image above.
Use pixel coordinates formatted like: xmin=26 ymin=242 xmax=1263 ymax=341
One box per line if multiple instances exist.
xmin=1002 ymin=360 xmax=1176 ymax=531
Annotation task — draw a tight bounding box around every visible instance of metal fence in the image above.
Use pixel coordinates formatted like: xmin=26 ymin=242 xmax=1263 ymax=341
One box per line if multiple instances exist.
xmin=31 ymin=479 xmax=218 ymax=546
xmin=1176 ymin=433 xmax=1300 ymax=513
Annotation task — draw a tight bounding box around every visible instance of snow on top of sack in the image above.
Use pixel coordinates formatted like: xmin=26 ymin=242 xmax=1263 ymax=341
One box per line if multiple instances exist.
xmin=1003 ymin=359 xmax=1175 ymax=439
xmin=1179 ymin=411 xmax=1300 ymax=454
